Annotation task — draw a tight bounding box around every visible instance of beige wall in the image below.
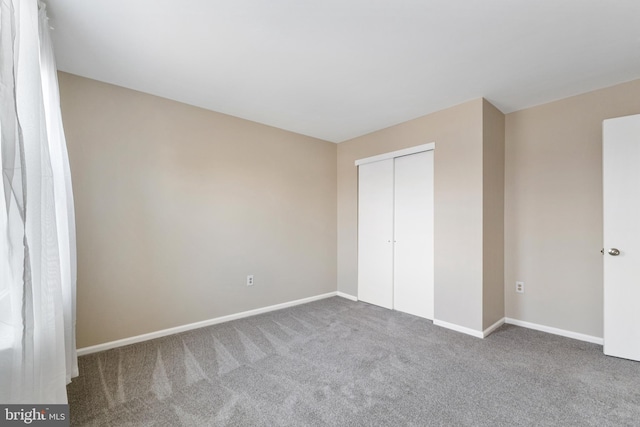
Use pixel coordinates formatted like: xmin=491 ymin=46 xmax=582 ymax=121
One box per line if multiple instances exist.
xmin=505 ymin=79 xmax=640 ymax=338
xmin=482 ymin=100 xmax=505 ymax=329
xmin=59 ymin=72 xmax=337 ymax=348
xmin=62 ymin=68 xmax=640 ymax=346
xmin=337 ymin=99 xmax=486 ymax=331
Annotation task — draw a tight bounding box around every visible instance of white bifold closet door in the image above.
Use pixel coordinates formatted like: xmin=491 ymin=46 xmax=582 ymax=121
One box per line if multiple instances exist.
xmin=393 ymin=152 xmax=434 ymax=319
xmin=357 ymin=150 xmax=434 ymax=319
xmin=357 ymin=159 xmax=395 ymax=309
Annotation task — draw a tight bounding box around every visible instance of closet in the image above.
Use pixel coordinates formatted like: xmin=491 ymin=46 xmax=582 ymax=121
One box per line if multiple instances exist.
xmin=356 ymin=144 xmax=434 ymax=319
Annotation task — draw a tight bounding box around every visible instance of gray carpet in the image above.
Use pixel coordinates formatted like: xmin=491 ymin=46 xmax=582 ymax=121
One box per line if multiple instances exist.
xmin=67 ymin=297 xmax=640 ymax=426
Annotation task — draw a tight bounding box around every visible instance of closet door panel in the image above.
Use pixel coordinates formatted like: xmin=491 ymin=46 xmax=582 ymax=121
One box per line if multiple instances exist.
xmin=357 ymin=159 xmax=394 ymax=309
xmin=393 ymin=151 xmax=434 ymax=319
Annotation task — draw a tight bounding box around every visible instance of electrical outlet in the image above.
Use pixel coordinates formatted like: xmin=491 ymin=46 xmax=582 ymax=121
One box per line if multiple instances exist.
xmin=516 ymin=281 xmax=524 ymax=294
xmin=247 ymin=275 xmax=254 ymax=286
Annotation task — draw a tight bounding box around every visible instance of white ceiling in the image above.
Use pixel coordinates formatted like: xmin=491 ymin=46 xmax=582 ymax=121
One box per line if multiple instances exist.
xmin=47 ymin=0 xmax=640 ymax=143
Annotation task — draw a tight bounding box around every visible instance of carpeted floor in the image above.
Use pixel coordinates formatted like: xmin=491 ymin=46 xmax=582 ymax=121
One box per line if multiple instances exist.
xmin=67 ymin=297 xmax=640 ymax=426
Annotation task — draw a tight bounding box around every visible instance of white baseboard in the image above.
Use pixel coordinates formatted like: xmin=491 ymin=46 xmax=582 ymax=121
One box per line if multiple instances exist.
xmin=336 ymin=292 xmax=357 ymax=301
xmin=504 ymin=318 xmax=603 ymax=345
xmin=432 ymin=316 xmax=602 ymax=345
xmin=433 ymin=319 xmax=484 ymax=339
xmin=483 ymin=317 xmax=505 ymax=337
xmin=77 ymin=292 xmax=602 ymax=356
xmin=77 ymin=291 xmax=338 ymax=356
xmin=433 ymin=318 xmax=503 ymax=339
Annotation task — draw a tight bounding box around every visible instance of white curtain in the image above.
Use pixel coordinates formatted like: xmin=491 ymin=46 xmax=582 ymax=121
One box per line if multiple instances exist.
xmin=0 ymin=0 xmax=78 ymax=403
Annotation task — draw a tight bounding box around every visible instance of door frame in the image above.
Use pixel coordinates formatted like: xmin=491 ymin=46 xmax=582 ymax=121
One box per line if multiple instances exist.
xmin=355 ymin=143 xmax=435 ymax=167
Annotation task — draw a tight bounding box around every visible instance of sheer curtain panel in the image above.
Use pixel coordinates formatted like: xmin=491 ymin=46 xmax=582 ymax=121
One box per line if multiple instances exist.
xmin=0 ymin=0 xmax=78 ymax=403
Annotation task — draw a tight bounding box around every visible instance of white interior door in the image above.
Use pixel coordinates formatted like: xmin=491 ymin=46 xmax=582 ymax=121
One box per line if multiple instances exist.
xmin=357 ymin=159 xmax=394 ymax=309
xmin=393 ymin=151 xmax=434 ymax=319
xmin=603 ymin=114 xmax=640 ymax=361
